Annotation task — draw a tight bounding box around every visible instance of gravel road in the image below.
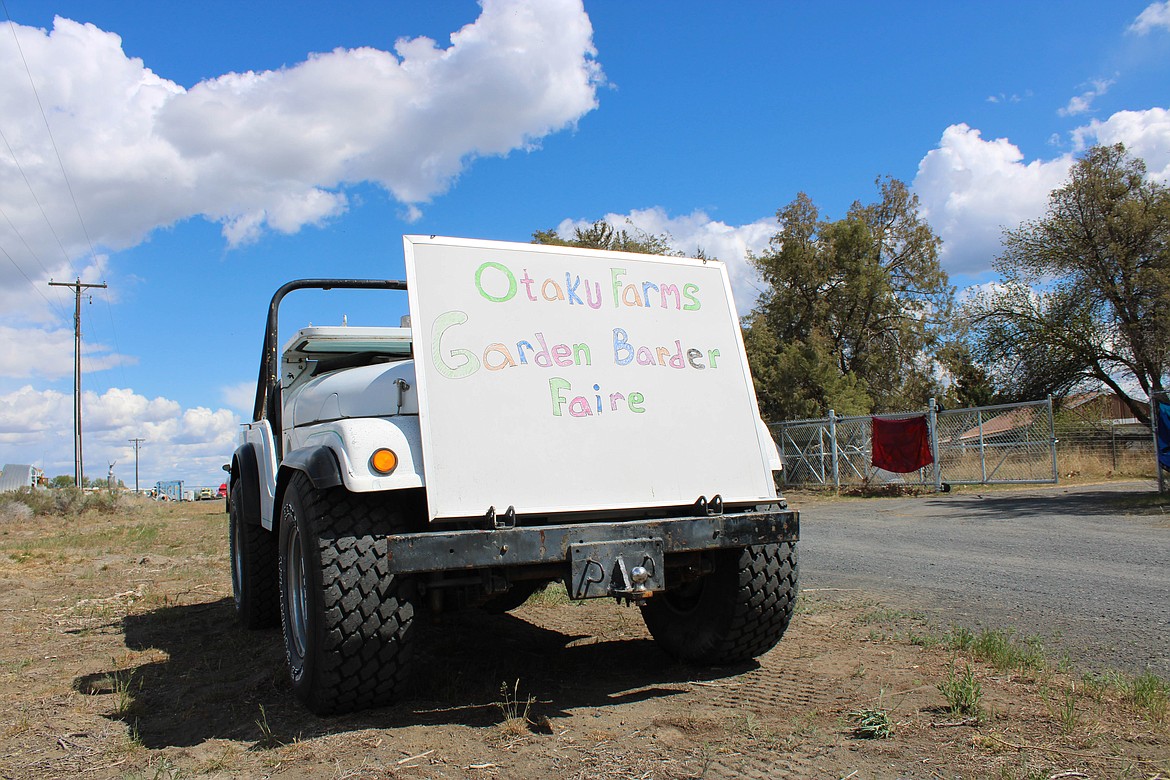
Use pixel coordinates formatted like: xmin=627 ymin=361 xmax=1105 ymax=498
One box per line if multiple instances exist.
xmin=797 ymin=480 xmax=1170 ymax=677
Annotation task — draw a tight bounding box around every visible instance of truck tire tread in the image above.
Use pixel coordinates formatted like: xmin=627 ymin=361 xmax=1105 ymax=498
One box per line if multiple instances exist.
xmin=230 ymin=481 xmax=279 ymax=629
xmin=641 ymin=542 xmax=797 ymax=665
xmin=279 ymin=473 xmax=417 ymax=715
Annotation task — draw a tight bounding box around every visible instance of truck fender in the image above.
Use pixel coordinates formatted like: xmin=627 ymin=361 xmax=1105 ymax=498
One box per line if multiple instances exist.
xmin=279 ymin=445 xmax=344 ymax=491
xmin=231 ymin=443 xmax=263 ymax=527
xmin=273 ymin=446 xmax=344 ymax=533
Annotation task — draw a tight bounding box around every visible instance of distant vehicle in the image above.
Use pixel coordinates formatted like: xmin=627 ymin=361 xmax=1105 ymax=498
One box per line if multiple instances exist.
xmin=199 ymin=487 xmax=214 ymax=501
xmin=217 ymin=483 xmax=228 ymax=499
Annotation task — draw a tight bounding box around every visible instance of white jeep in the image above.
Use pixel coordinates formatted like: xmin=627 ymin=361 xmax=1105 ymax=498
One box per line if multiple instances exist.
xmin=227 ymin=236 xmax=799 ymax=715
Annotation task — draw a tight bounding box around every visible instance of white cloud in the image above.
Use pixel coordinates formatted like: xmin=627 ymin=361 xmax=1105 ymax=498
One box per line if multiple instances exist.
xmin=913 ymin=124 xmax=1074 ymax=276
xmin=0 ymin=384 xmax=238 ymax=486
xmin=219 ymin=380 xmax=256 ymax=418
xmin=1129 ymin=1 xmax=1170 ymax=34
xmin=0 ymin=0 xmax=598 ymax=490
xmin=914 ymin=110 xmax=1170 ymax=277
xmin=0 ymin=324 xmax=132 ymax=379
xmin=0 ymin=0 xmax=603 ymax=309
xmin=551 ymin=208 xmax=776 ymax=315
xmin=1058 ymin=78 xmax=1114 ymax=117
xmin=955 ymin=279 xmax=1019 ymax=306
xmin=987 ymin=92 xmax=1027 ymax=105
xmin=1071 ymin=107 xmax=1170 ymax=181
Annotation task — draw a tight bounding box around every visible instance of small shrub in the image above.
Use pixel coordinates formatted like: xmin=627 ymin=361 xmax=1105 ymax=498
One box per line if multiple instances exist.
xmin=2 ymin=487 xmax=126 ymax=518
xmin=0 ymin=498 xmax=33 ymax=523
xmin=938 ymin=662 xmax=982 ymax=718
xmin=850 ymin=707 xmax=895 ymax=739
xmin=1044 ymin=682 xmax=1080 ymax=736
xmin=948 ymin=625 xmax=975 ymax=652
xmin=254 ymin=704 xmax=283 ymax=749
xmin=48 ymin=488 xmax=87 ymax=516
xmin=109 ymin=667 xmax=141 ymax=716
xmin=527 ymin=582 xmax=572 ymax=606
xmin=496 ymin=678 xmax=536 ymax=735
xmin=1128 ymin=672 xmax=1169 ymax=721
xmin=84 ymin=491 xmax=123 ymax=515
xmin=946 ymin=627 xmax=1044 ymax=673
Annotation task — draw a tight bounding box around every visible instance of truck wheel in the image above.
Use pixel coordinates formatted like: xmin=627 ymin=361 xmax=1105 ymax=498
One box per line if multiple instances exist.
xmin=278 ymin=472 xmax=418 ymax=715
xmin=229 ymin=481 xmax=279 ymax=629
xmin=641 ymin=542 xmax=797 ymax=666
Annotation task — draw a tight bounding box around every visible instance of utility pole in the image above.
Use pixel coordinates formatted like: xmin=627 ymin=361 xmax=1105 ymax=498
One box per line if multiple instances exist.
xmin=129 ymin=438 xmax=145 ymax=494
xmin=48 ymin=278 xmax=107 ymax=488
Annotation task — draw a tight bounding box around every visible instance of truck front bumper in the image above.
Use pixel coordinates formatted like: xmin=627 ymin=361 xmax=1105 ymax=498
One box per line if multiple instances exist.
xmin=382 ymin=507 xmax=799 ymax=579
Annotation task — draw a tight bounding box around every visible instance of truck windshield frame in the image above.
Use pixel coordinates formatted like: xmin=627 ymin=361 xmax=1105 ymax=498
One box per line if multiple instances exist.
xmin=253 ymin=279 xmax=409 ymax=460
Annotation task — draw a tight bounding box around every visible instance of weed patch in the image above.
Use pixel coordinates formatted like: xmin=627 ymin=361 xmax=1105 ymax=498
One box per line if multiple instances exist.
xmin=1127 ymin=671 xmax=1169 ymax=721
xmin=527 ymin=581 xmax=573 ymax=607
xmin=496 ymin=679 xmax=536 ymax=735
xmin=850 ymin=707 xmax=894 ymax=739
xmin=1042 ymin=682 xmax=1081 ymax=736
xmin=938 ymin=661 xmax=982 ymax=718
xmin=253 ymin=705 xmax=283 ymax=750
xmin=946 ymin=627 xmax=1045 ymax=673
xmin=2 ymin=487 xmax=127 ymax=518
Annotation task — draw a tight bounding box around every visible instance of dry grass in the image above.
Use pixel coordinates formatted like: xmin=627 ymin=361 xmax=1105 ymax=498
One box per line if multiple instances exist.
xmin=1057 ymin=447 xmax=1156 ymax=481
xmin=0 ymin=492 xmax=1166 ymax=779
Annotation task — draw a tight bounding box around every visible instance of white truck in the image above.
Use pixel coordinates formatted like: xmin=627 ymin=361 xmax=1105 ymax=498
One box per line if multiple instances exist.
xmin=228 ymin=236 xmax=799 ymax=715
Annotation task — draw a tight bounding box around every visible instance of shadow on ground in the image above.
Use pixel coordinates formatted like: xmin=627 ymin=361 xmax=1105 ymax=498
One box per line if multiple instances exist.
xmin=73 ymin=597 xmax=747 ymax=749
xmin=922 ymin=484 xmax=1167 ymax=519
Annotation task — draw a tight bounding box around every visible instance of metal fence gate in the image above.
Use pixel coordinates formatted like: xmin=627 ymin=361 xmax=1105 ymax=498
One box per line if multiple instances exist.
xmin=771 ymin=398 xmax=1058 ymax=489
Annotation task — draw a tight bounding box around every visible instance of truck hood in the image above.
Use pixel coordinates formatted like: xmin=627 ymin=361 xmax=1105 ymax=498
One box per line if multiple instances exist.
xmin=288 ymin=360 xmax=418 ymax=426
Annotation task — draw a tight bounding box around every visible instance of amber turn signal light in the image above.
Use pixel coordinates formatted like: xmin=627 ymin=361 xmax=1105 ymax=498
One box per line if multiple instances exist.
xmin=369 ymin=448 xmax=398 ymax=475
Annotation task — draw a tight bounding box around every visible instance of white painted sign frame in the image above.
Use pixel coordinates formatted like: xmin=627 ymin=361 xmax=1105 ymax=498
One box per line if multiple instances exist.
xmin=404 ymin=235 xmax=776 ymax=521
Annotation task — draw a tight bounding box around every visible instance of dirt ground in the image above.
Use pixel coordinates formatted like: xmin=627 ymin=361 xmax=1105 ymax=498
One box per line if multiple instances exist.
xmin=0 ymin=497 xmax=1168 ymax=779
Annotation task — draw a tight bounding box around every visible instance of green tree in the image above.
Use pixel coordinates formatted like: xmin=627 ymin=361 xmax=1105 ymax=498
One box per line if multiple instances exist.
xmin=964 ymin=144 xmax=1170 ymax=424
xmin=745 ymin=178 xmax=954 ymax=421
xmin=742 ymin=314 xmax=871 ymax=420
xmin=532 ymin=219 xmax=678 ymax=256
xmin=936 ymin=342 xmax=998 ymax=409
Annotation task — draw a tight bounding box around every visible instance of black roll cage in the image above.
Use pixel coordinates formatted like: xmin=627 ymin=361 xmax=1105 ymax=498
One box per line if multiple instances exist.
xmin=252 ymin=279 xmax=409 ymax=459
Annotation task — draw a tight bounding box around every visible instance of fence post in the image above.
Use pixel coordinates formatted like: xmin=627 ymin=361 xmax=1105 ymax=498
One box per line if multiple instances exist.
xmin=978 ymin=408 xmax=987 ymax=482
xmin=1111 ymin=420 xmax=1117 ymax=473
xmin=1047 ymin=394 xmax=1058 ymax=483
xmin=828 ymin=409 xmax=839 ymax=491
xmin=1153 ymin=393 xmax=1165 ymax=494
xmin=928 ymin=398 xmax=941 ymax=491
xmin=774 ymin=423 xmax=787 ymax=488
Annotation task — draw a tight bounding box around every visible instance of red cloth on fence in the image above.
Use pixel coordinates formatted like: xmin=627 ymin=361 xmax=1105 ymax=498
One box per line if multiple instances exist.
xmin=871 ymin=415 xmax=933 ymax=473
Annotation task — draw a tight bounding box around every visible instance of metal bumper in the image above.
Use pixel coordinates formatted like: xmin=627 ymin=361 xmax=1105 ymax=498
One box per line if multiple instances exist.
xmin=382 ymin=508 xmax=799 ymax=576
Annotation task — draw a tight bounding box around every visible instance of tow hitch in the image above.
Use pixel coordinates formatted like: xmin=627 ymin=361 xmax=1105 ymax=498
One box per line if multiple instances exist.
xmin=569 ymin=538 xmax=665 ymax=602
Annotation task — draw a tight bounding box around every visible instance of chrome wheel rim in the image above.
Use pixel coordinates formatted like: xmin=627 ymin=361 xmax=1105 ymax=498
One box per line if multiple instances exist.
xmin=230 ymin=514 xmax=243 ymax=604
xmin=284 ymin=515 xmax=308 ymax=661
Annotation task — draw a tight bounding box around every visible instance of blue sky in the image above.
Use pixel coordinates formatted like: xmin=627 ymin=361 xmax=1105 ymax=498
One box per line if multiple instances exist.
xmin=1 ymin=0 xmax=1168 ymax=487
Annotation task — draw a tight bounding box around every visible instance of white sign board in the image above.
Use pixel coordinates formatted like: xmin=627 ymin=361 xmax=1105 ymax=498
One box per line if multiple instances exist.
xmin=404 ymin=235 xmax=776 ymax=521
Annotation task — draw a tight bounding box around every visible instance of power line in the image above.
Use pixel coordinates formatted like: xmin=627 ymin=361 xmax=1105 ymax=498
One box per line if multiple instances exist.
xmin=2 ymin=4 xmax=101 ymax=272
xmin=0 ymin=122 xmax=79 ymax=281
xmin=0 ymin=203 xmax=67 ymax=285
xmin=99 ymin=287 xmax=129 ymax=389
xmin=1 ymin=240 xmax=60 ymax=313
xmin=2 ymin=5 xmax=128 ymax=395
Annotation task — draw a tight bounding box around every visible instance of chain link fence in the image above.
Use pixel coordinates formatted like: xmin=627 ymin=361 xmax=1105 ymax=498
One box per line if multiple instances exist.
xmin=1049 ymin=395 xmax=1156 ymax=480
xmin=771 ymin=398 xmax=1060 ymax=489
xmin=934 ymin=401 xmax=1058 ymax=484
